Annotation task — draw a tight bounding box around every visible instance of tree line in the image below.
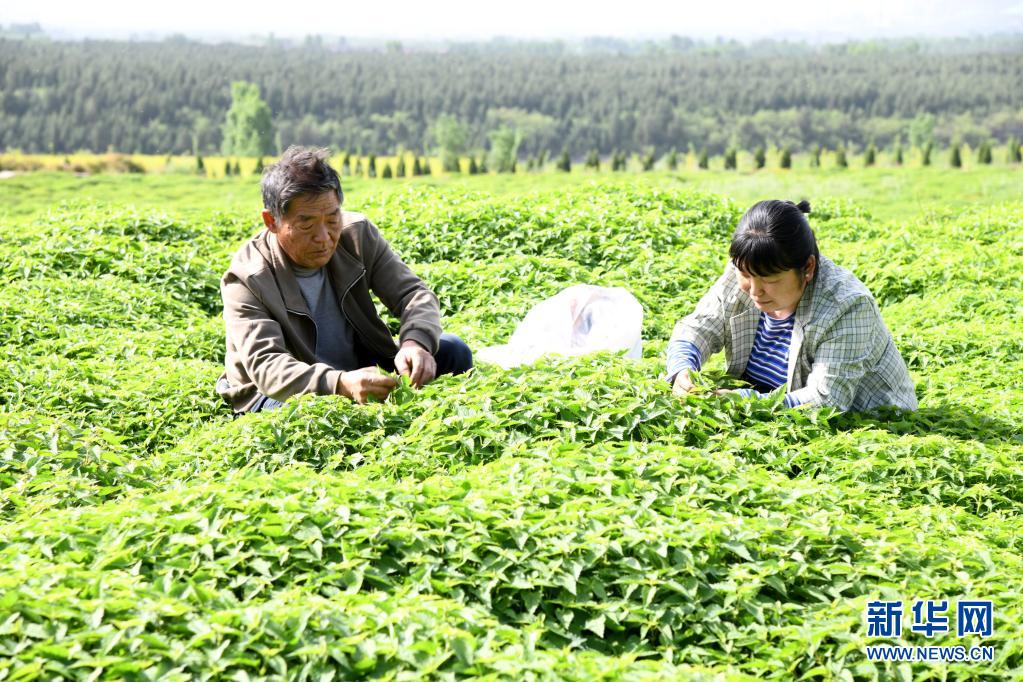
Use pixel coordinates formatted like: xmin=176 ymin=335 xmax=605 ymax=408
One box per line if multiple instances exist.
xmin=1 ymin=37 xmax=1022 ymax=157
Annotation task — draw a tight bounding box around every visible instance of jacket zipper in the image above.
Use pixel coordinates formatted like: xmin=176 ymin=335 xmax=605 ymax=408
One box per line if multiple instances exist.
xmin=284 ymin=272 xmax=365 ymax=350
xmin=338 ymin=269 xmax=394 ymax=358
xmin=285 ymin=269 xmax=392 ymax=359
xmin=338 ymin=269 xmax=364 ymax=331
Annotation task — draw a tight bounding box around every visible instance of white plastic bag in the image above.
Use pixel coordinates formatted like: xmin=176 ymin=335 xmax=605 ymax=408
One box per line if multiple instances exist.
xmin=477 ymin=284 xmax=643 ymax=369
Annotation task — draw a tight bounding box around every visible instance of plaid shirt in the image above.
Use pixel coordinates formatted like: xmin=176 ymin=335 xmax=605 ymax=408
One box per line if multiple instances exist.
xmin=668 ymin=256 xmax=917 ymax=412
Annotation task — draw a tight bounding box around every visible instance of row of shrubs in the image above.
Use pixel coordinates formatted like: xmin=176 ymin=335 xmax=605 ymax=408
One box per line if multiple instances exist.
xmin=3 ymin=138 xmax=1021 ymax=176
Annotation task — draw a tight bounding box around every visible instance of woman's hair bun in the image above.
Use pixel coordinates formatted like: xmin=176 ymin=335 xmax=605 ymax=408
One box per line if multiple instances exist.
xmin=795 ymin=199 xmax=811 ymax=214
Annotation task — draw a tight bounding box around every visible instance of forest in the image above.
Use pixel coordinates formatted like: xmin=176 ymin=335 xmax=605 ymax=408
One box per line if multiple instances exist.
xmin=1 ymin=36 xmax=1022 ymax=156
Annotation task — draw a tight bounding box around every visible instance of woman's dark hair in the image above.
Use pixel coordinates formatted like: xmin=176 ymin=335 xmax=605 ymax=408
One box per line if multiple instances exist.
xmin=729 ymin=199 xmax=819 ymax=277
xmin=262 ymin=146 xmax=343 ymax=220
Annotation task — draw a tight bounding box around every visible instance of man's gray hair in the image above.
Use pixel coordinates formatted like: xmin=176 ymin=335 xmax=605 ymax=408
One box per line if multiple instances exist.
xmin=261 ymin=146 xmax=343 ymax=220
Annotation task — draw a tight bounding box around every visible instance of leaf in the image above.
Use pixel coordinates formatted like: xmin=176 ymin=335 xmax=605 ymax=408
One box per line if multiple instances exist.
xmin=764 ymin=575 xmax=788 ymax=597
xmin=584 ymin=614 xmax=606 ymax=638
xmin=722 ymin=541 xmax=753 ymax=561
xmin=452 ymin=635 xmax=475 ymax=666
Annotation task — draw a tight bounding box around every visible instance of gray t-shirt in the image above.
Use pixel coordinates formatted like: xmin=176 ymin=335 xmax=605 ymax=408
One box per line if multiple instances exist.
xmin=292 ymin=264 xmax=359 ymax=371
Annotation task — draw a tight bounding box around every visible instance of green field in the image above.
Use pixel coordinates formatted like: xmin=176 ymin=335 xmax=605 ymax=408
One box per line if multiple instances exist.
xmin=2 ymin=164 xmax=1022 ymax=223
xmin=0 ymin=169 xmax=1021 ymax=679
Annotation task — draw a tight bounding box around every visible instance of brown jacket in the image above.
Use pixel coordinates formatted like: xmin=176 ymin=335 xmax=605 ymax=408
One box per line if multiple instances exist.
xmin=217 ymin=211 xmax=442 ymax=412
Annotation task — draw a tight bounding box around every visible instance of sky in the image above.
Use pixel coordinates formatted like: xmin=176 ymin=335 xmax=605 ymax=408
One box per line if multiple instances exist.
xmin=4 ymin=0 xmax=1023 ymax=42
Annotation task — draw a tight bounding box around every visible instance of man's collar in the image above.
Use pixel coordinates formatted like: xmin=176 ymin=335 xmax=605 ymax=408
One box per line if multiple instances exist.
xmin=263 ymin=231 xmax=312 ymax=316
xmin=260 ymin=229 xmax=367 ymax=314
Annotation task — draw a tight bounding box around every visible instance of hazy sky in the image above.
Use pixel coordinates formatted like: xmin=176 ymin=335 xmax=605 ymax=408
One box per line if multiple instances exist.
xmin=4 ymin=0 xmax=1023 ymax=41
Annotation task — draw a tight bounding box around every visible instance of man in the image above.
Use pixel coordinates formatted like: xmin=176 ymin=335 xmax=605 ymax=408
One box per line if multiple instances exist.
xmin=216 ymin=146 xmax=472 ymax=413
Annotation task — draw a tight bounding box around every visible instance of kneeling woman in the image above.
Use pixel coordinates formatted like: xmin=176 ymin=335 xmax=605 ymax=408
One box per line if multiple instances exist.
xmin=666 ymin=200 xmax=916 ymax=412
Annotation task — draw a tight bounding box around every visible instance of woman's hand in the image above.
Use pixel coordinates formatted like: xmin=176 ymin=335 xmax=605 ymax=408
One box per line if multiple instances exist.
xmin=673 ymin=371 xmax=735 ymax=397
xmin=671 ymin=370 xmax=695 ymax=396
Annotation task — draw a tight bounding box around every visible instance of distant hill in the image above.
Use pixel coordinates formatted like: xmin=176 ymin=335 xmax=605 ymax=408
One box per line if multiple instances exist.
xmin=1 ymin=36 xmax=1021 ymax=155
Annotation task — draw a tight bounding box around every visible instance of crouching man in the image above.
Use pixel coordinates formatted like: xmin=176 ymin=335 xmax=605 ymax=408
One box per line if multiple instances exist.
xmin=216 ymin=146 xmax=472 ymax=413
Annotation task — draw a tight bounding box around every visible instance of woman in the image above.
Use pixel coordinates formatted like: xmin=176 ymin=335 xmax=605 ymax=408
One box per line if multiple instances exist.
xmin=666 ymin=199 xmax=916 ymax=412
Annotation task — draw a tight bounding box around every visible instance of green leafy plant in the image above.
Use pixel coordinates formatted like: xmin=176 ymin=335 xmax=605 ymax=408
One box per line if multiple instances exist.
xmin=0 ymin=176 xmax=1020 ymax=680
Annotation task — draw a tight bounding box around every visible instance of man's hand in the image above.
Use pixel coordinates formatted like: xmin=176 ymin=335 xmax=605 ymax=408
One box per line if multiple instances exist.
xmin=394 ymin=340 xmax=437 ymax=388
xmin=336 ymin=367 xmax=399 ymax=404
xmin=671 ymin=369 xmax=696 ymax=396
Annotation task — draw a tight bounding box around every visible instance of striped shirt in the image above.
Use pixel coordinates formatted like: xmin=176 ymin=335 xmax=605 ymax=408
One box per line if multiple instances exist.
xmin=665 ymin=311 xmax=802 ymax=408
xmin=737 ymin=312 xmax=801 ymax=407
xmin=742 ymin=313 xmax=794 ymax=391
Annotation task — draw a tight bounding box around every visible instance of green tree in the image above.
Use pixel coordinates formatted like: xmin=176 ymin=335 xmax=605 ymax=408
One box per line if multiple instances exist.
xmin=381 ymin=164 xmax=393 ymax=179
xmin=224 ymin=159 xmax=232 ymax=176
xmin=908 ymin=113 xmax=935 ymax=150
xmin=665 ymin=148 xmax=678 ymax=170
xmin=640 ymin=148 xmax=656 ymax=171
xmin=697 ymin=148 xmax=709 ymax=169
xmin=724 ymin=147 xmax=738 ymax=170
xmin=432 ymin=115 xmax=468 ymax=173
xmin=754 ymin=146 xmax=766 ymax=169
xmin=254 ymin=157 xmax=264 ymax=174
xmin=779 ymin=146 xmax=792 ymax=169
xmin=191 ymin=115 xmax=211 ymax=156
xmin=530 ymin=154 xmax=543 ymax=171
xmin=556 ymin=149 xmax=571 ymax=172
xmin=893 ymin=141 xmax=904 ymax=166
xmin=864 ymin=143 xmax=877 ymax=166
xmin=367 ymin=154 xmax=377 ymax=178
xmin=196 ymin=154 xmax=205 ymax=175
xmin=468 ymin=157 xmax=479 ymax=174
xmin=420 ymin=157 xmax=432 ymax=175
xmin=1008 ymin=136 xmax=1022 ymax=163
xmin=977 ymin=140 xmax=992 ymax=165
xmin=585 ymin=149 xmax=600 ymax=170
xmin=488 ymin=126 xmax=521 ymax=174
xmin=921 ymin=142 xmax=933 ymax=166
xmin=949 ymin=143 xmax=962 ymax=168
xmin=233 ymin=160 xmax=241 ymax=176
xmin=835 ymin=146 xmax=848 ymax=168
xmin=221 ymin=81 xmax=274 ymax=157
xmin=412 ymin=157 xmax=422 ymax=176
xmin=395 ymin=155 xmax=407 ymax=177
xmin=809 ymin=146 xmax=821 ymax=168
